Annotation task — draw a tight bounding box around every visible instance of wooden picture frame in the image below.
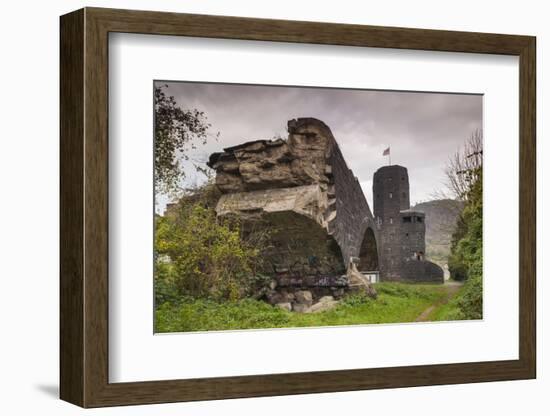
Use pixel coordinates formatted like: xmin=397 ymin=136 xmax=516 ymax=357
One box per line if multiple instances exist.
xmin=60 ymin=7 xmax=536 ymax=408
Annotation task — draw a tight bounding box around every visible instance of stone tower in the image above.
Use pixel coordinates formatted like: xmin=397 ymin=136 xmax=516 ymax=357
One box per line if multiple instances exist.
xmin=373 ymin=165 xmax=410 ymax=279
xmin=373 ymin=165 xmax=443 ymax=282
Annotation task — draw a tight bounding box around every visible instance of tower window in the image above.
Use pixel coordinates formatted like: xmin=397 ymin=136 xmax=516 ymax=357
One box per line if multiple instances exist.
xmin=403 ymin=216 xmax=412 ymax=223
xmin=389 ymin=192 xmax=393 ymax=199
xmin=389 ymin=217 xmax=393 ymax=224
xmin=417 ymin=217 xmax=423 ymax=223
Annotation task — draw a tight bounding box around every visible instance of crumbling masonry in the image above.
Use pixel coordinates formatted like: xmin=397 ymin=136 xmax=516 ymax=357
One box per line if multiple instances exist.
xmin=207 ymin=118 xmax=443 ymax=304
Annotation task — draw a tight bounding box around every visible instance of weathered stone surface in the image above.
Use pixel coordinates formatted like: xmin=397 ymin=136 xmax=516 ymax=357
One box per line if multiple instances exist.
xmin=347 ymin=263 xmax=378 ymax=299
xmin=307 ymin=298 xmax=340 ymax=313
xmin=266 ymin=290 xmax=292 ymax=304
xmin=276 ymin=275 xmax=348 ymax=288
xmin=332 ymin=288 xmax=345 ymax=298
xmin=216 ymin=185 xmax=330 ymax=231
xmin=282 ymin=291 xmax=295 ymax=303
xmin=292 ymin=303 xmax=310 ymax=313
xmin=209 ymin=118 xmax=380 ymax=274
xmin=207 ymin=121 xmax=333 ymax=194
xmin=275 ymin=302 xmax=292 ymax=311
xmin=294 ymin=290 xmax=313 ymax=306
xmin=207 ymin=117 xmax=442 ymax=293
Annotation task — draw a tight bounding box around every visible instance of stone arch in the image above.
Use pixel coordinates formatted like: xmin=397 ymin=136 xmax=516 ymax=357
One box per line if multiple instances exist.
xmin=244 ymin=211 xmax=347 ymax=277
xmin=357 ymin=226 xmax=379 ymax=272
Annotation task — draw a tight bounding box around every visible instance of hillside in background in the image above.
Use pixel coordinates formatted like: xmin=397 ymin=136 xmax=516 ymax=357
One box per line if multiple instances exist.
xmin=412 ymin=199 xmax=464 ymax=268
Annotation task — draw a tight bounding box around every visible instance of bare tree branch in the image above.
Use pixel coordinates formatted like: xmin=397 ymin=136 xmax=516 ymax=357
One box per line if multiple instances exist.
xmin=445 ymin=129 xmax=483 ymax=200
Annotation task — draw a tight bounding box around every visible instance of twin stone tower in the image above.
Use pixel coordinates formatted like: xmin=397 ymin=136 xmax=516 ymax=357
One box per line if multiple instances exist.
xmin=207 ymin=118 xmax=443 ymax=302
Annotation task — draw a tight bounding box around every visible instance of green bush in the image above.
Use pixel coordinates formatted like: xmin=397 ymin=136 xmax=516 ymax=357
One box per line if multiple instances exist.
xmin=448 ymin=253 xmax=468 ymax=281
xmin=451 ymin=268 xmax=483 ymax=320
xmin=154 ymin=263 xmax=181 ymax=306
xmin=155 ymin=184 xmax=266 ymax=302
xmin=447 ymin=168 xmax=483 ymax=318
xmin=435 ymin=272 xmax=483 ymax=321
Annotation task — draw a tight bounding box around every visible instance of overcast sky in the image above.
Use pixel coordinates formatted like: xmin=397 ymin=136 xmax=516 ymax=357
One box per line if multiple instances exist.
xmin=156 ymin=81 xmax=482 ymax=213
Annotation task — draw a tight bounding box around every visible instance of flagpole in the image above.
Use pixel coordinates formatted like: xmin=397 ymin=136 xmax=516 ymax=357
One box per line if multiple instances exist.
xmin=383 ymin=147 xmax=391 ymax=166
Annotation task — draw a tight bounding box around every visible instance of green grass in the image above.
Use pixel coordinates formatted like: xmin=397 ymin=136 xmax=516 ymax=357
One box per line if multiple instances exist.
xmin=429 ymin=299 xmax=462 ymax=321
xmin=155 ymin=283 xmax=453 ymax=333
xmin=428 ymin=281 xmax=479 ymax=322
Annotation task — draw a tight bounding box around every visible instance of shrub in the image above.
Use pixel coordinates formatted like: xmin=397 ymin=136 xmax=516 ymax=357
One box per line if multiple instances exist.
xmin=455 ymin=272 xmax=482 ymax=319
xmin=449 ymin=169 xmax=482 ymax=280
xmin=155 ymin=183 xmax=267 ymax=302
xmin=439 ymin=273 xmax=483 ymax=321
xmin=154 ymin=262 xmax=180 ymax=306
xmin=447 ymin=168 xmax=483 ymax=318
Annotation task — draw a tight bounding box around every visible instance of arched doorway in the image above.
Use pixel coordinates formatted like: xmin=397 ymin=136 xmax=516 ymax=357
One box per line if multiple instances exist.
xmin=358 ymin=227 xmax=379 ymax=273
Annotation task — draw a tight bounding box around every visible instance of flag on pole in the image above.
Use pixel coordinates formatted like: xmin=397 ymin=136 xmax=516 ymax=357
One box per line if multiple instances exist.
xmin=383 ymin=147 xmax=391 ymax=165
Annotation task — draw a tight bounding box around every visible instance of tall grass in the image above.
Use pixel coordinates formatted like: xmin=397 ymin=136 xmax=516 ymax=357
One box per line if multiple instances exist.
xmin=155 ymin=283 xmax=451 ymax=333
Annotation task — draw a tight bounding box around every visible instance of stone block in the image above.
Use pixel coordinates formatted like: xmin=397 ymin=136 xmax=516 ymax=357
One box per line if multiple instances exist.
xmin=275 ymin=302 xmax=292 ymax=311
xmin=292 ymin=303 xmax=310 ymax=313
xmin=307 ymin=299 xmax=340 ymax=313
xmin=294 ymin=290 xmax=313 ymax=306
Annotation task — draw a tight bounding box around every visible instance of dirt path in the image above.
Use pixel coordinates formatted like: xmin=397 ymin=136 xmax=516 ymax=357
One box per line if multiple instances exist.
xmin=415 ymin=281 xmax=463 ymax=322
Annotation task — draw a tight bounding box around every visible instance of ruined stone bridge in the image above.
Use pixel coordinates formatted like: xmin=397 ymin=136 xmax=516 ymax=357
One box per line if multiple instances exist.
xmin=208 ymin=118 xmax=442 ymax=301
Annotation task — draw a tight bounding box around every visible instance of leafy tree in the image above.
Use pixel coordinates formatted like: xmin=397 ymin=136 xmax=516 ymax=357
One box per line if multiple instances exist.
xmin=154 ymin=84 xmax=218 ymax=194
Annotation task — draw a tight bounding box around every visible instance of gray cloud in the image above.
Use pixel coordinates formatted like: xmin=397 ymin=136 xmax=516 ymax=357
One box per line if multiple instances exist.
xmin=156 ymin=81 xmax=482 ymax=211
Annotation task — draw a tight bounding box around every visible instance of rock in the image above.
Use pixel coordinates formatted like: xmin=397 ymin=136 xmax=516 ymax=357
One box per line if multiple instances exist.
xmin=332 ymin=288 xmax=345 ymax=298
xmin=207 ymin=119 xmax=334 ymax=194
xmin=292 ymin=303 xmax=310 ymax=313
xmin=266 ymin=289 xmax=295 ymax=305
xmin=269 ymin=280 xmax=278 ymax=290
xmin=275 ymin=302 xmax=292 ymax=311
xmin=347 ymin=263 xmax=378 ymax=299
xmin=307 ymin=299 xmax=340 ymax=313
xmin=251 ymin=286 xmax=269 ymax=300
xmin=294 ymin=290 xmax=313 ymax=306
xmin=265 ymin=290 xmax=282 ymax=305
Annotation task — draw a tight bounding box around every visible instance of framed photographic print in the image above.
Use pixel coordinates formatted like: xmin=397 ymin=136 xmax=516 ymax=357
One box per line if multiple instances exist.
xmin=60 ymin=7 xmax=536 ymax=408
